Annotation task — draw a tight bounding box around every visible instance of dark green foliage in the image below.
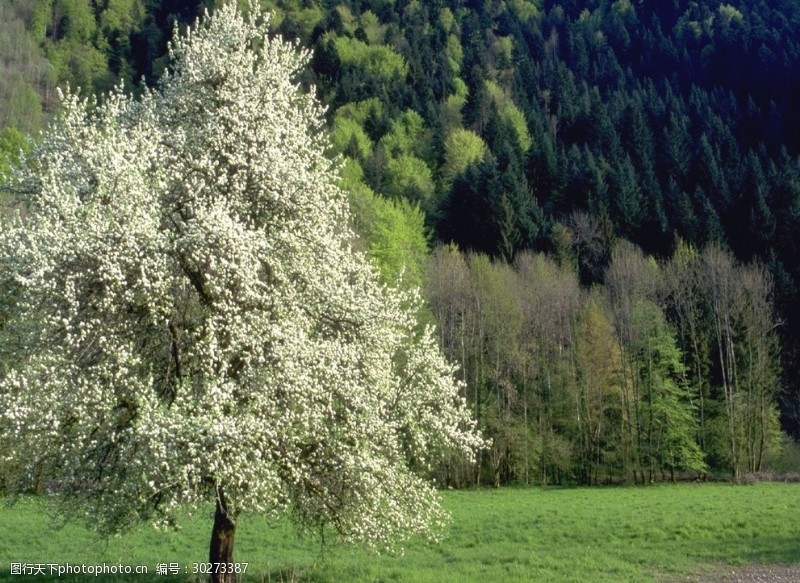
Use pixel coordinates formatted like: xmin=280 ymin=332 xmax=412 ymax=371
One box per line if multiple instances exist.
xmin=2 ymin=0 xmax=800 ymax=476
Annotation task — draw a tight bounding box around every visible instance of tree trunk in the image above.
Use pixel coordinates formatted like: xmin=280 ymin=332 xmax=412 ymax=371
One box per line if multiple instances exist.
xmin=210 ymin=491 xmax=236 ymax=583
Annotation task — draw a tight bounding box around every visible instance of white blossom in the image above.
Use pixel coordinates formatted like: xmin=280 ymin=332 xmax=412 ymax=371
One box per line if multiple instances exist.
xmin=0 ymin=4 xmax=483 ymax=549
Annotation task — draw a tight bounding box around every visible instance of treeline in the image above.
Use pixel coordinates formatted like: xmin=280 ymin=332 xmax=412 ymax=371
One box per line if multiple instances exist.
xmin=427 ymin=238 xmax=781 ymax=486
xmin=270 ymin=0 xmax=800 ymax=440
xmin=1 ymin=0 xmax=800 ymax=475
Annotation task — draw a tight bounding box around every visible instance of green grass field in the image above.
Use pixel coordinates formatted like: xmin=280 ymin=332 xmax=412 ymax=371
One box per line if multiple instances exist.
xmin=1 ymin=483 xmax=798 ymax=582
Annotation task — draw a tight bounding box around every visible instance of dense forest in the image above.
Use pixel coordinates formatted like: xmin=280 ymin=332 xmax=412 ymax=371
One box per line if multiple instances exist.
xmin=2 ymin=0 xmax=800 ymax=485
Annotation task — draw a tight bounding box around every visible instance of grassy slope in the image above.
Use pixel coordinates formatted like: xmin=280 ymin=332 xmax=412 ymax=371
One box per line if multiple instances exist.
xmin=1 ymin=484 xmax=798 ymax=582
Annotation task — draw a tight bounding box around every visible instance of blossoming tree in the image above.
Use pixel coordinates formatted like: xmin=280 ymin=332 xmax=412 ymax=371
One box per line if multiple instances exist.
xmin=0 ymin=5 xmax=481 ymax=581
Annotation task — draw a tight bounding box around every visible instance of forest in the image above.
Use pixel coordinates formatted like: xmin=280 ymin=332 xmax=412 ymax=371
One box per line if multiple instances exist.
xmin=1 ymin=0 xmax=800 ymax=486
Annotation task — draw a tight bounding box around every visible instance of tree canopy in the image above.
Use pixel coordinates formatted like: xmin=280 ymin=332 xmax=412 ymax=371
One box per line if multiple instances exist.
xmin=0 ymin=5 xmax=481 ymax=577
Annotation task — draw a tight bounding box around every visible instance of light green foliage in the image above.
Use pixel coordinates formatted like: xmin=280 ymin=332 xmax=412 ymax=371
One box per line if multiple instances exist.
xmin=441 ymin=77 xmax=469 ymax=131
xmin=445 ymin=33 xmax=463 ymax=74
xmin=384 ymin=154 xmax=436 ymax=205
xmin=452 ymin=77 xmax=468 ymax=100
xmin=30 ymin=0 xmax=54 ymax=42
xmin=62 ymin=43 xmax=109 ymax=92
xmin=509 ymin=0 xmax=540 ymax=21
xmin=612 ymin=0 xmax=633 ymax=15
xmin=0 ymin=4 xmax=480 ymax=552
xmin=492 ymin=35 xmax=514 ymax=69
xmin=425 ymin=235 xmax=782 ymax=486
xmin=359 ymin=10 xmax=386 ymax=45
xmin=338 ymin=155 xmax=370 ymax=193
xmin=379 ymin=109 xmax=428 ymax=159
xmin=0 ymin=127 xmax=29 ymax=178
xmin=502 ymin=103 xmax=533 ymax=152
xmin=94 ymin=0 xmax=144 ymax=84
xmin=735 ymin=261 xmax=782 ymax=473
xmin=28 ymin=0 xmax=117 ymax=94
xmin=330 ymin=98 xmax=383 ymax=161
xmin=333 ymin=35 xmax=408 ymax=83
xmin=438 ymin=7 xmax=455 ymax=33
xmin=335 ymin=5 xmax=357 ymax=35
xmin=471 ymin=256 xmax=522 ymax=353
xmin=718 ymin=4 xmax=744 ymax=25
xmin=441 ymin=128 xmax=487 ymax=187
xmin=468 ymin=256 xmax=525 ymax=486
xmin=365 ymin=196 xmax=429 ymax=289
xmin=633 ymin=301 xmax=706 ymax=475
xmin=251 ymin=1 xmax=323 ymax=38
xmin=98 ymin=0 xmax=144 ymax=35
xmin=485 ymin=79 xmax=507 ymax=106
xmin=374 ymin=110 xmax=434 ymax=205
xmin=0 ymin=3 xmax=49 ymax=133
xmin=335 ymin=97 xmax=383 ymax=127
xmin=575 ymin=299 xmax=627 ymax=480
xmin=341 ymin=158 xmax=429 ymax=289
xmin=426 ymin=249 xmax=585 ymax=486
xmin=330 ymin=116 xmax=373 ymax=160
xmin=287 ymin=6 xmax=324 ymax=38
xmin=484 ymin=81 xmax=532 ymax=152
xmin=698 ymin=245 xmax=782 ymax=477
xmin=0 ymin=82 xmax=43 ymax=135
xmin=56 ymin=0 xmax=97 ymax=43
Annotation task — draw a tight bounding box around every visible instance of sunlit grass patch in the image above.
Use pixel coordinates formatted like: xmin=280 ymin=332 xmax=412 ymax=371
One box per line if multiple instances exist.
xmin=2 ymin=483 xmax=799 ymax=582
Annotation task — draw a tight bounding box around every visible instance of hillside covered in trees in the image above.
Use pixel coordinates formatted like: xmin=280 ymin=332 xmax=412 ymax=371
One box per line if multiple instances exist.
xmin=2 ymin=0 xmax=800 ymax=485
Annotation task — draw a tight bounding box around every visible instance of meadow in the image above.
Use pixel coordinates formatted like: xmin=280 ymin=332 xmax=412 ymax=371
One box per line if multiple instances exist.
xmin=1 ymin=483 xmax=798 ymax=582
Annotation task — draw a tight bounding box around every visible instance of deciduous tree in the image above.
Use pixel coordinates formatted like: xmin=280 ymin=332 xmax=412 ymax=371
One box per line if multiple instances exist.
xmin=0 ymin=6 xmax=481 ymax=581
